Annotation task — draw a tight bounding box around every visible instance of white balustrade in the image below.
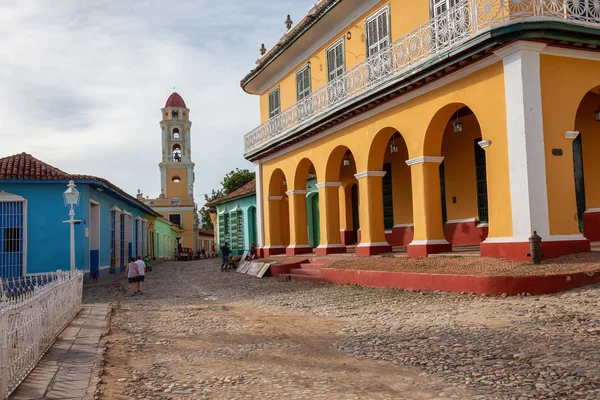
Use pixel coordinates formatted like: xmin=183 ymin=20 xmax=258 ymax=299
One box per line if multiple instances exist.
xmin=244 ymin=0 xmax=600 ymax=154
xmin=0 ymin=271 xmax=84 ymax=398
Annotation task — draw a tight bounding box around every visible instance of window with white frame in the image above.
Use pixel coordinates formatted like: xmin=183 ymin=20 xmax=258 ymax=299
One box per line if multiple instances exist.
xmin=365 ymin=6 xmax=391 ymax=57
xmin=268 ymin=87 xmax=280 ymax=118
xmin=327 ymin=39 xmax=345 ymax=82
xmin=110 ymin=207 xmax=121 ymax=270
xmin=296 ymin=65 xmax=311 ymax=101
xmin=432 ymin=0 xmax=460 ymax=17
xmin=0 ymin=192 xmax=26 ymax=278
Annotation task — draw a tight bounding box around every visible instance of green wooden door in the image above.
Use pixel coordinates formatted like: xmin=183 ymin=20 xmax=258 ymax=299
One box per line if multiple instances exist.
xmin=573 ymin=134 xmax=586 ymax=233
xmin=311 ymin=194 xmax=320 ymax=248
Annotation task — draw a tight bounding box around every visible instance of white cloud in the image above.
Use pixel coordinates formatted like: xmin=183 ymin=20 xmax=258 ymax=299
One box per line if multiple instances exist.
xmin=0 ymin=0 xmax=313 ymax=204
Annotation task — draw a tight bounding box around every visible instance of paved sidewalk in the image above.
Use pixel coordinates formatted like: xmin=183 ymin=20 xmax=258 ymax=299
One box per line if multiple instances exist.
xmin=10 ymin=304 xmax=110 ymax=400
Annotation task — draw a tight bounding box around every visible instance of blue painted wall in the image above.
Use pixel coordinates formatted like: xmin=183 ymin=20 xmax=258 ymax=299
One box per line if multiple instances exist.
xmin=0 ymin=181 xmax=152 ymax=278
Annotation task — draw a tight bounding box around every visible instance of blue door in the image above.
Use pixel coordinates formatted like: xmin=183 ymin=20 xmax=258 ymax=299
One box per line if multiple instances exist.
xmin=0 ymin=199 xmax=24 ymax=279
xmin=90 ymin=250 xmax=100 ymax=277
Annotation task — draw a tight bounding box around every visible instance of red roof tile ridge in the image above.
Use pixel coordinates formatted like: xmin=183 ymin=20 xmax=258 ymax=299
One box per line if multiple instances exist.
xmin=205 ymin=179 xmax=256 ymax=207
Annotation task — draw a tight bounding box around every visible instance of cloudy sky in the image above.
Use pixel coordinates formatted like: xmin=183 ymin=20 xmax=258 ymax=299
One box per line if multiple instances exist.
xmin=0 ymin=0 xmax=314 ymax=204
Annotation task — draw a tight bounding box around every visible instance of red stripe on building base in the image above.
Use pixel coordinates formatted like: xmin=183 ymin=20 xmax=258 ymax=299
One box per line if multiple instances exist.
xmin=262 ymin=247 xmax=286 ymax=257
xmin=315 ymin=246 xmax=346 ymax=256
xmin=317 ymin=267 xmax=600 ymax=296
xmin=385 ymin=226 xmax=414 ymax=246
xmin=407 ymin=242 xmax=452 ymax=257
xmin=584 ymin=211 xmax=600 ymax=241
xmin=356 ymin=243 xmax=392 ymax=256
xmin=481 ymin=239 xmax=590 ymax=261
xmin=286 ymin=246 xmax=313 ymax=256
xmin=444 ymin=220 xmax=488 ymax=245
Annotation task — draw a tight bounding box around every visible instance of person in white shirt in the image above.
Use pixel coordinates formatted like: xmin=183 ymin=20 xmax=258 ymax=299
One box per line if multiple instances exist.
xmin=125 ymin=258 xmax=139 ymax=296
xmin=135 ymin=256 xmax=147 ymax=294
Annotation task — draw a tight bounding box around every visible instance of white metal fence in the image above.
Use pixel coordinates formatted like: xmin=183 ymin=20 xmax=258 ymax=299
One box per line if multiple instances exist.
xmin=0 ymin=270 xmax=83 ymax=398
xmin=244 ymin=0 xmax=600 ymax=154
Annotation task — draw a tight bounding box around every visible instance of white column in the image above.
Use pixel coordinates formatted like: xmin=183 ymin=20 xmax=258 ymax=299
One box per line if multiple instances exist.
xmin=495 ymin=41 xmax=550 ymax=239
xmin=160 ymin=167 xmax=167 ymax=195
xmin=254 ymin=161 xmax=264 ymax=247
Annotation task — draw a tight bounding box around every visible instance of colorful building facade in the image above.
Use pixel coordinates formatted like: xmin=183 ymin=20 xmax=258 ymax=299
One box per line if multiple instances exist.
xmin=207 ymin=180 xmax=258 ymax=256
xmin=0 ymin=153 xmax=160 ymax=278
xmin=155 ymin=216 xmax=178 ymax=260
xmin=242 ymin=0 xmax=600 ymax=260
xmin=143 ymin=92 xmax=200 ymax=252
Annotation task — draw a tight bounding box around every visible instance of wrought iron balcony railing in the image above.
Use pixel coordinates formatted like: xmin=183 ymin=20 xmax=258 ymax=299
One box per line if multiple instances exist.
xmin=244 ymin=0 xmax=600 ymax=155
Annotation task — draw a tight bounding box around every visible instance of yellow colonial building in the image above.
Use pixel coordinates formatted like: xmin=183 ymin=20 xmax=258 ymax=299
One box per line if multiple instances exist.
xmin=242 ymin=0 xmax=600 ymax=260
xmin=142 ymin=92 xmax=200 ymax=251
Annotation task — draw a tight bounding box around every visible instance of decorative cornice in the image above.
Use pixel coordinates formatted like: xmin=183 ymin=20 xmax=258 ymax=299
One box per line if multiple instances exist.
xmin=564 ymin=131 xmax=580 ymax=139
xmin=405 ymin=156 xmax=445 ymax=166
xmin=354 ymin=171 xmax=387 ymax=179
xmin=316 ymin=182 xmax=341 ymax=188
xmin=478 ymin=140 xmax=492 ymax=149
xmin=265 ymin=196 xmax=283 ymax=201
xmin=285 ymin=189 xmax=308 ymax=195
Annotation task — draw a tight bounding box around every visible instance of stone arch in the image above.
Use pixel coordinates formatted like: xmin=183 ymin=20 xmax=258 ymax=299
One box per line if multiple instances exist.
xmin=324 ymin=145 xmax=357 ymax=182
xmin=265 ymin=168 xmax=290 ymax=251
xmin=293 ymin=158 xmax=318 ymax=191
xmin=268 ymin=168 xmax=287 ymax=196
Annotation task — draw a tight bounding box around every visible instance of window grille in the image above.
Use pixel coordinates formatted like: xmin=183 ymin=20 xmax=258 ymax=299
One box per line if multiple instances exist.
xmin=296 ymin=65 xmax=311 ymax=101
xmin=110 ymin=209 xmax=122 ymax=271
xmin=0 ymin=195 xmax=25 ymax=278
xmin=268 ymin=88 xmax=280 ymax=118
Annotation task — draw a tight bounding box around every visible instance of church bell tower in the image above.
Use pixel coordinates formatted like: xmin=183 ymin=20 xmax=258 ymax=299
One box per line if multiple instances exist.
xmin=159 ymin=92 xmax=195 ymax=199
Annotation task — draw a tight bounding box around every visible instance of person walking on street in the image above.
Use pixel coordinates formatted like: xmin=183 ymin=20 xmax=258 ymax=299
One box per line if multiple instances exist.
xmin=125 ymin=258 xmax=139 ymax=296
xmin=135 ymin=256 xmax=147 ymax=294
xmin=221 ymin=242 xmax=231 ymax=272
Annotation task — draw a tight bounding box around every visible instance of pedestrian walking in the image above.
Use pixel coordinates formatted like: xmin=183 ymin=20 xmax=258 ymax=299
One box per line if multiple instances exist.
xmin=135 ymin=256 xmax=147 ymax=294
xmin=221 ymin=242 xmax=231 ymax=272
xmin=125 ymin=258 xmax=139 ymax=296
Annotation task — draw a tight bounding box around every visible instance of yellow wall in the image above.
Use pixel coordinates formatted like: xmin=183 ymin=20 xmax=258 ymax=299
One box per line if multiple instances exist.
xmin=259 ymin=0 xmax=430 ymax=123
xmin=575 ymin=92 xmax=600 ymax=209
xmin=260 ymin=61 xmax=511 ymax=246
xmin=441 ymin=113 xmax=482 ymax=221
xmin=165 ymin=167 xmax=189 ymax=198
xmin=540 ymin=55 xmax=600 ymax=235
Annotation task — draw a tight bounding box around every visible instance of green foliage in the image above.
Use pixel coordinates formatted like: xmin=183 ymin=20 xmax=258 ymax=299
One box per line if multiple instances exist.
xmin=221 ymin=168 xmax=255 ymax=195
xmin=199 ymin=189 xmax=223 ymax=230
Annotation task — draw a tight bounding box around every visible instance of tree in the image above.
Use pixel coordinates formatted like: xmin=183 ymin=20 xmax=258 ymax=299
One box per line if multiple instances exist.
xmin=199 ymin=189 xmax=223 ymax=230
xmin=221 ymin=168 xmax=255 ymax=195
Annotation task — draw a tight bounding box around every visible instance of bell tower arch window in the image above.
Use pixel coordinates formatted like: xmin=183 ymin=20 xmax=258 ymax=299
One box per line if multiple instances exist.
xmin=172 ymin=144 xmax=182 ymax=162
xmin=172 ymin=110 xmax=179 ymax=118
xmin=173 ymin=128 xmax=180 ymax=139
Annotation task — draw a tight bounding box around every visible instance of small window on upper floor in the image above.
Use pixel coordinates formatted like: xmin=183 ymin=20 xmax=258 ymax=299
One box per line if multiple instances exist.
xmin=172 ymin=110 xmax=179 ymax=118
xmin=365 ymin=6 xmax=390 ymax=57
xmin=268 ymin=87 xmax=280 ymax=118
xmin=172 ymin=144 xmax=182 ymax=162
xmin=296 ymin=65 xmax=311 ymax=101
xmin=173 ymin=128 xmax=180 ymax=139
xmin=172 ymin=176 xmax=181 ymax=183
xmin=327 ymin=38 xmax=345 ymax=82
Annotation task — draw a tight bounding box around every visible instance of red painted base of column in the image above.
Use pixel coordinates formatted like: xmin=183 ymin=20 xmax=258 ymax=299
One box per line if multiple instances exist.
xmin=340 ymin=230 xmax=356 ymax=246
xmin=315 ymin=246 xmax=346 ymax=256
xmin=481 ymin=239 xmax=591 ymax=261
xmin=356 ymin=244 xmax=393 ymax=256
xmin=445 ymin=220 xmax=488 ymax=245
xmin=262 ymin=247 xmax=286 ymax=257
xmin=584 ymin=211 xmax=600 ymax=241
xmin=407 ymin=242 xmax=452 ymax=257
xmin=286 ymin=246 xmax=313 ymax=256
xmin=385 ymin=226 xmax=414 ymax=246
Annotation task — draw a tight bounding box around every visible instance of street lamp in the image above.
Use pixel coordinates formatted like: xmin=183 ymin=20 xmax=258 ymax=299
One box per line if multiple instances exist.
xmin=63 ymin=180 xmax=80 ymax=273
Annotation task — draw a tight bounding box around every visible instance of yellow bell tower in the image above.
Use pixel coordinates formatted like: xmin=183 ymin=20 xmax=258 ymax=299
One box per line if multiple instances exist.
xmin=145 ymin=92 xmax=198 ymax=251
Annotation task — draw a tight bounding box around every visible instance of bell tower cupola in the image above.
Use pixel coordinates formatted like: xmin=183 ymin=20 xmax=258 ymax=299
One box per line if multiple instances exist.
xmin=159 ymin=92 xmax=195 ymax=199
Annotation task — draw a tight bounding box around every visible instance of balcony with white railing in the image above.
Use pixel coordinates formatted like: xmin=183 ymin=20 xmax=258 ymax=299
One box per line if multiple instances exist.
xmin=244 ymin=0 xmax=600 ymax=156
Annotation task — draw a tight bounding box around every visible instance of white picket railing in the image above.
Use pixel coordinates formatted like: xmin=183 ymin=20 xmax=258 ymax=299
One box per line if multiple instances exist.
xmin=244 ymin=0 xmax=600 ymax=154
xmin=0 ymin=271 xmax=83 ymax=398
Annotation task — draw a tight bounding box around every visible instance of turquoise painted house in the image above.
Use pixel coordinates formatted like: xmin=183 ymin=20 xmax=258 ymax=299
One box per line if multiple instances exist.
xmin=207 ymin=180 xmax=257 ymax=256
xmin=0 ymin=153 xmax=160 ymax=279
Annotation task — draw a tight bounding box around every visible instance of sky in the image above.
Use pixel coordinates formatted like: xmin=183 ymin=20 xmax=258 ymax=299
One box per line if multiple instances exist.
xmin=0 ymin=0 xmax=315 ymax=205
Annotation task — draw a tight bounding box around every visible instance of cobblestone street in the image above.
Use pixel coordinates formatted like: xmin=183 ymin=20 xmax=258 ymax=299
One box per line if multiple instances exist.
xmin=84 ymin=260 xmax=600 ymax=400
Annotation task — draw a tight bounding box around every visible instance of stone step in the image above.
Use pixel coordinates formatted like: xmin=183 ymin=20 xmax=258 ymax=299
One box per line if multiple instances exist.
xmin=308 ymin=258 xmax=335 ymax=266
xmin=279 ymin=274 xmax=326 ymax=284
xmin=298 ymin=263 xmax=322 ymax=270
xmin=289 ymin=268 xmax=321 ymax=277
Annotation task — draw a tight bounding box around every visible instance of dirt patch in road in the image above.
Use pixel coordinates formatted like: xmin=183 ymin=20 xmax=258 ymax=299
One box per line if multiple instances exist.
xmin=100 ymin=299 xmax=468 ymax=399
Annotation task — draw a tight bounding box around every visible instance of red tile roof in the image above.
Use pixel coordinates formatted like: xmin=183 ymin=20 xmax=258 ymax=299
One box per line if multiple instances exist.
xmin=0 ymin=152 xmax=159 ymax=216
xmin=165 ymin=92 xmax=186 ymax=108
xmin=205 ymin=179 xmax=256 ymax=207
